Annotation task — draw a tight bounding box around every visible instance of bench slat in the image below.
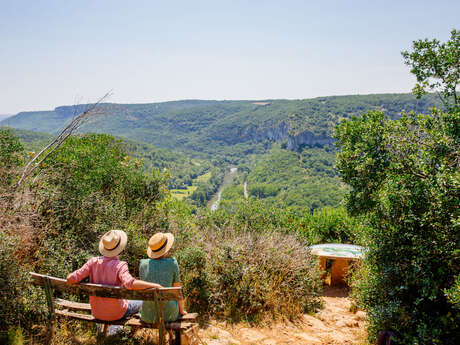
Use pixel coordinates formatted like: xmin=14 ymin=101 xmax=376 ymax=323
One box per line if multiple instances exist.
xmin=55 ymin=309 xmax=195 ymax=330
xmin=55 ymin=298 xmax=199 ymax=321
xmin=30 ymin=272 xmax=182 ymax=301
xmin=55 ymin=298 xmax=91 ymax=311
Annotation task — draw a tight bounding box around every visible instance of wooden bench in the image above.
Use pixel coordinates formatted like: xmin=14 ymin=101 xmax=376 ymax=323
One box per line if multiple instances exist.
xmin=30 ymin=272 xmax=199 ymax=345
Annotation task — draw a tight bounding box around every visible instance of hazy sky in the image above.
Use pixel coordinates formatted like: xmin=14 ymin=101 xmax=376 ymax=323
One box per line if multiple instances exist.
xmin=1 ymin=0 xmax=459 ymax=114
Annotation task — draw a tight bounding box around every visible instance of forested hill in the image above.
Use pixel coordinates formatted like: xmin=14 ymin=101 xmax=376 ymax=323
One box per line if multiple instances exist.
xmin=1 ymin=93 xmax=438 ymax=158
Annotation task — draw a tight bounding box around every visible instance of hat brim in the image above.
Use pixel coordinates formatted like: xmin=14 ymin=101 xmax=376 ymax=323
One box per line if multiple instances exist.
xmin=99 ymin=230 xmax=128 ymax=257
xmin=147 ymin=233 xmax=174 ymax=259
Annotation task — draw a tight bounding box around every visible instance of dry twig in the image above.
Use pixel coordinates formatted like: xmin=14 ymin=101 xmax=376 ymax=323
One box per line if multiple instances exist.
xmin=14 ymin=91 xmax=112 ymax=191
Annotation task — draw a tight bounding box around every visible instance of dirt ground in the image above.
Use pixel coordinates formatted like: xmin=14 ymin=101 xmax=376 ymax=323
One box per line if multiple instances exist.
xmin=197 ymin=286 xmax=367 ymax=345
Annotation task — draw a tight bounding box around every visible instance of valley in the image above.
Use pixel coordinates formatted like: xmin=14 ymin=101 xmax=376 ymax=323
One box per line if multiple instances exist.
xmin=0 ymin=93 xmax=438 ymax=211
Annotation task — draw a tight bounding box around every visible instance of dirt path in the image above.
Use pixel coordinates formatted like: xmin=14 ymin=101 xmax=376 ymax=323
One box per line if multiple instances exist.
xmin=198 ymin=287 xmax=366 ymax=345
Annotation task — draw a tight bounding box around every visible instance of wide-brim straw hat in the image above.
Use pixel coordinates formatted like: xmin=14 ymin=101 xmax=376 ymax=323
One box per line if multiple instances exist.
xmin=147 ymin=232 xmax=174 ymax=259
xmin=98 ymin=230 xmax=128 ymax=257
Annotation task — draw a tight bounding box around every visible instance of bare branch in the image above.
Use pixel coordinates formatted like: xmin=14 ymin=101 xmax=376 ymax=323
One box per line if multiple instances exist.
xmin=14 ymin=91 xmax=112 ymax=191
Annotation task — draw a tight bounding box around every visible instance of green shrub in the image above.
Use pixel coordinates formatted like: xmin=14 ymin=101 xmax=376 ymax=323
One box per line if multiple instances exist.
xmin=176 ymin=247 xmax=210 ymax=313
xmin=0 ymin=128 xmax=24 ymax=189
xmin=336 ymin=109 xmax=460 ymax=344
xmin=0 ymin=232 xmax=46 ymax=340
xmin=298 ymin=206 xmax=366 ymax=244
xmin=176 ymin=225 xmax=322 ymax=323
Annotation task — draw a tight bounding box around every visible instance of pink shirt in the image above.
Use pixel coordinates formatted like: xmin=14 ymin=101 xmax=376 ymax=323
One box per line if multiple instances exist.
xmin=67 ymin=256 xmax=135 ymax=321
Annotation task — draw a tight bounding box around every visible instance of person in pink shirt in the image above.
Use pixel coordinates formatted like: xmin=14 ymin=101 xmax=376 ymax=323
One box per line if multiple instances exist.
xmin=67 ymin=229 xmax=162 ymax=322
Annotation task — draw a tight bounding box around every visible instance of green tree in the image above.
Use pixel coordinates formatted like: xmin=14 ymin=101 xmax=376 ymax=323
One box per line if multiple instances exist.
xmin=402 ymin=29 xmax=459 ymax=110
xmin=335 ymin=109 xmax=459 ymax=344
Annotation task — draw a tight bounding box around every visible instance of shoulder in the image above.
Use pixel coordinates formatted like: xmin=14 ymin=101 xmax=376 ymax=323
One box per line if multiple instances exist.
xmin=139 ymin=258 xmax=150 ymax=267
xmin=87 ymin=257 xmax=99 ymax=265
xmin=115 ymin=259 xmax=130 ymax=270
xmin=166 ymin=257 xmax=179 ymax=267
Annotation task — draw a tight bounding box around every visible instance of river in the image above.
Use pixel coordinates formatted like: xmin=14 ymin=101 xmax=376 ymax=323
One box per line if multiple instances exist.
xmin=208 ymin=167 xmax=237 ymax=211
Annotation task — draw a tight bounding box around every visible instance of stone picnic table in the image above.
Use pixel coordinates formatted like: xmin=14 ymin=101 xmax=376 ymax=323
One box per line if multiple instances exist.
xmin=309 ymin=244 xmax=365 ymax=286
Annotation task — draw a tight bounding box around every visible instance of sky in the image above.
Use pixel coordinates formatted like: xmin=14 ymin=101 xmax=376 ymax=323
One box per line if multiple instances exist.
xmin=1 ymin=0 xmax=459 ymax=114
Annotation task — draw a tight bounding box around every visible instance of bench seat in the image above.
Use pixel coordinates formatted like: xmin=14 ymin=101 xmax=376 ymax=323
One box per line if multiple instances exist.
xmin=55 ymin=309 xmax=197 ymax=330
xmin=54 ymin=298 xmax=198 ymax=330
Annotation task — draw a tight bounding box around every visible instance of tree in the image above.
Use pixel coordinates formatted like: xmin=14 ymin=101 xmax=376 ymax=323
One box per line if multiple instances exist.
xmin=402 ymin=29 xmax=459 ymax=110
xmin=335 ymin=109 xmax=459 ymax=344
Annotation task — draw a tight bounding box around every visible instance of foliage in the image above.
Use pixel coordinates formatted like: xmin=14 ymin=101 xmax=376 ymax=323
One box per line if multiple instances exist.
xmin=176 ymin=220 xmax=322 ymax=323
xmin=35 ymin=135 xmax=168 ymax=277
xmin=445 ymin=274 xmax=460 ymax=309
xmin=0 ymin=231 xmax=46 ymax=341
xmin=0 ymin=128 xmax=24 ymax=188
xmin=197 ymin=198 xmax=362 ymax=246
xmin=298 ymin=206 xmax=365 ymax=244
xmin=222 ymin=145 xmax=345 ymax=212
xmin=1 ymin=94 xmax=439 ymax=160
xmin=335 ymin=109 xmax=460 ymax=344
xmin=188 ymin=166 xmax=225 ymax=207
xmin=402 ymin=29 xmax=459 ymax=110
xmin=1 ymin=131 xmax=327 ymax=343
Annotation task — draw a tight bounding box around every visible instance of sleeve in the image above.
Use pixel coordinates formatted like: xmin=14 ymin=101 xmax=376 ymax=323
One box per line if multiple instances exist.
xmin=117 ymin=261 xmax=136 ymax=289
xmin=67 ymin=258 xmax=93 ymax=284
xmin=172 ymin=258 xmax=181 ymax=284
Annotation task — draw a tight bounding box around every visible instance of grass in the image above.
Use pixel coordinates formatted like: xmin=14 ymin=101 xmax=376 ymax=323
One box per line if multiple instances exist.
xmin=170 ymin=171 xmax=211 ymax=200
xmin=170 ymin=185 xmax=197 ymax=200
xmin=195 ymin=171 xmax=211 ymax=183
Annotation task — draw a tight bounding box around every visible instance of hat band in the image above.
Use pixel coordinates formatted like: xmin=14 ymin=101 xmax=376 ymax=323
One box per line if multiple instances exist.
xmin=151 ymin=238 xmax=168 ymax=253
xmin=105 ymin=236 xmax=121 ymax=251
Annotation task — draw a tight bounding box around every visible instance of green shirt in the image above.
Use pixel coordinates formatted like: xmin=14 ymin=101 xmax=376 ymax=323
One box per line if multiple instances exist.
xmin=139 ymin=257 xmax=181 ymax=322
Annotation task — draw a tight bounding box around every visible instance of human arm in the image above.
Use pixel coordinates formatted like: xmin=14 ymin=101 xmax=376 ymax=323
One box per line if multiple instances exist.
xmin=66 ymin=258 xmax=92 ymax=284
xmin=173 ymin=282 xmax=186 ymax=315
xmin=129 ymin=279 xmax=163 ymax=290
xmin=118 ymin=261 xmax=163 ymax=290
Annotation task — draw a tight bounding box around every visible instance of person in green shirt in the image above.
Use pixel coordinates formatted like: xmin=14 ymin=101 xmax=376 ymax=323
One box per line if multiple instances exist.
xmin=139 ymin=232 xmax=186 ymax=324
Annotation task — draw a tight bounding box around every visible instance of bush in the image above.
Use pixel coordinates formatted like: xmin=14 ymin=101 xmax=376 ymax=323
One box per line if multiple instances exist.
xmin=175 ymin=217 xmax=322 ymax=323
xmin=298 ymin=206 xmax=366 ymax=244
xmin=0 ymin=128 xmax=24 ymax=189
xmin=0 ymin=133 xmax=171 ymax=339
xmin=0 ymin=232 xmax=46 ymax=340
xmin=336 ymin=109 xmax=460 ymax=344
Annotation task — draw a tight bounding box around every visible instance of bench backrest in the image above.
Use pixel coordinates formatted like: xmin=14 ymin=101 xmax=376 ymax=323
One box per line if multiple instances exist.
xmin=30 ymin=272 xmax=183 ymax=301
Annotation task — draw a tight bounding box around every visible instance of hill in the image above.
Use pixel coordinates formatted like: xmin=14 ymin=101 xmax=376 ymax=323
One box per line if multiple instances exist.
xmin=1 ymin=94 xmax=439 ymax=161
xmin=1 ymin=94 xmax=439 ymax=210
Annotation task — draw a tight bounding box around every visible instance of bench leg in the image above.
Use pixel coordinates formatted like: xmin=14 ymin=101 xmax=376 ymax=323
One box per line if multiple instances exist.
xmin=102 ymin=324 xmax=109 ymax=337
xmin=174 ymin=330 xmax=181 ymax=345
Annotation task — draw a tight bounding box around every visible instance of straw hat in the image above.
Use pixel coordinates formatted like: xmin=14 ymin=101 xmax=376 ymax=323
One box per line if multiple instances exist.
xmin=98 ymin=230 xmax=127 ymax=257
xmin=147 ymin=232 xmax=174 ymax=259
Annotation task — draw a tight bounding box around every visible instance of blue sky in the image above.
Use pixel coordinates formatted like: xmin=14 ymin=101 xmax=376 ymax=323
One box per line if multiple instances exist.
xmin=1 ymin=0 xmax=458 ymax=114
